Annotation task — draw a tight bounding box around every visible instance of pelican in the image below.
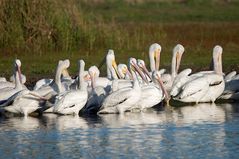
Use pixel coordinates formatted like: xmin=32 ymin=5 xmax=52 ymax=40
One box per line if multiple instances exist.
xmin=106 ymin=49 xmax=120 ymax=80
xmin=53 ymin=60 xmax=88 ymax=115
xmin=2 ymin=89 xmax=47 ymax=116
xmin=0 ymin=59 xmax=25 ymax=104
xmin=172 ymin=45 xmax=225 ymax=103
xmin=98 ymin=58 xmax=143 ymax=114
xmin=149 ymin=43 xmax=161 ymax=72
xmin=131 ymin=71 xmax=169 ymax=111
xmin=160 ymin=44 xmax=185 ymax=91
xmin=83 ymin=66 xmax=107 ymax=114
xmin=94 ymin=50 xmax=120 ymax=88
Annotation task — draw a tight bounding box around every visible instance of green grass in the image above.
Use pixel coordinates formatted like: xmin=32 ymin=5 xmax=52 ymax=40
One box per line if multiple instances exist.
xmin=80 ymin=0 xmax=239 ymax=22
xmin=1 ymin=0 xmax=239 ymax=81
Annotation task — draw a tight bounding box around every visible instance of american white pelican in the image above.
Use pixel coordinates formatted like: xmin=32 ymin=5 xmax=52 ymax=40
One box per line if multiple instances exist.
xmin=149 ymin=43 xmax=161 ymax=72
xmin=84 ymin=66 xmax=107 ymax=114
xmin=130 ymin=71 xmax=169 ymax=111
xmin=106 ymin=49 xmax=120 ymax=80
xmin=0 ymin=59 xmax=25 ymax=104
xmin=161 ymin=44 xmax=185 ymax=91
xmin=172 ymin=45 xmax=225 ymax=103
xmin=98 ymin=58 xmax=142 ymax=114
xmin=3 ymin=89 xmax=47 ymax=116
xmin=91 ymin=50 xmax=120 ymax=89
xmin=53 ymin=60 xmax=88 ymax=115
xmin=170 ymin=45 xmax=224 ymax=98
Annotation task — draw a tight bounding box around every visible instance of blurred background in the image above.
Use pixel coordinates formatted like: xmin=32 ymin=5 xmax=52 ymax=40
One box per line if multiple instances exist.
xmin=0 ymin=0 xmax=239 ymax=80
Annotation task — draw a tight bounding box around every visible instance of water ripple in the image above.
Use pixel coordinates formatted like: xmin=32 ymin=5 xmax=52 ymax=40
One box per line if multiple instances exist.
xmin=0 ymin=103 xmax=239 ymax=158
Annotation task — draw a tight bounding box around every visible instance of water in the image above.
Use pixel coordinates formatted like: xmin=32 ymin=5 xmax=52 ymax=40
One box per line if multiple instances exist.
xmin=0 ymin=103 xmax=239 ymax=159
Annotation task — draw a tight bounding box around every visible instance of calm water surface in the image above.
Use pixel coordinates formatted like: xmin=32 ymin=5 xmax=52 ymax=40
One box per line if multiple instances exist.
xmin=0 ymin=103 xmax=239 ymax=159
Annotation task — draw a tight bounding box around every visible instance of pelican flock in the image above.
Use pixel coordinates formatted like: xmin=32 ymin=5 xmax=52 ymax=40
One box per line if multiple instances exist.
xmin=0 ymin=44 xmax=238 ymax=116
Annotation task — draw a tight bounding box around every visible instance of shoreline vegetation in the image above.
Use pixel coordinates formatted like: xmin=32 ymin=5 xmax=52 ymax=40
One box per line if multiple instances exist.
xmin=0 ymin=0 xmax=239 ymax=82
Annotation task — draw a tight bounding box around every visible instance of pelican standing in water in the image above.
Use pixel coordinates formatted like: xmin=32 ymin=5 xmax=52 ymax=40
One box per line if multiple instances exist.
xmin=83 ymin=66 xmax=107 ymax=114
xmin=53 ymin=60 xmax=88 ymax=115
xmin=172 ymin=45 xmax=225 ymax=103
xmin=2 ymin=89 xmax=47 ymax=116
xmin=0 ymin=59 xmax=25 ymax=104
xmin=1 ymin=60 xmax=61 ymax=116
xmin=98 ymin=58 xmax=145 ymax=114
xmin=131 ymin=71 xmax=170 ymax=111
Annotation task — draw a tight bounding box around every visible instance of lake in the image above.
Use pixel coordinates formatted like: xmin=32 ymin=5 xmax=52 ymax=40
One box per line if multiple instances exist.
xmin=0 ymin=103 xmax=238 ymax=159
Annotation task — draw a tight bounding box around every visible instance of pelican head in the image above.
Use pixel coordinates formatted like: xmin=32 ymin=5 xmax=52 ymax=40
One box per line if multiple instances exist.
xmin=174 ymin=44 xmax=184 ymax=71
xmin=149 ymin=43 xmax=161 ymax=71
xmin=172 ymin=44 xmax=185 ymax=78
xmin=128 ymin=58 xmax=148 ymax=83
xmin=58 ymin=59 xmax=70 ymax=71
xmin=106 ymin=49 xmax=120 ymax=79
xmin=137 ymin=59 xmax=152 ymax=81
xmin=61 ymin=59 xmax=71 ymax=79
xmin=117 ymin=64 xmax=131 ymax=79
xmin=213 ymin=45 xmax=223 ymax=74
xmin=88 ymin=66 xmax=100 ymax=89
xmin=15 ymin=59 xmax=21 ymax=67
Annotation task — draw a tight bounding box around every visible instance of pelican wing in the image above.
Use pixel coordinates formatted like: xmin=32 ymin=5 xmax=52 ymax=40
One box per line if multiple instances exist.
xmin=0 ymin=89 xmax=30 ymax=107
xmin=178 ymin=76 xmax=209 ymax=99
xmin=101 ymin=87 xmax=133 ymax=109
xmin=171 ymin=69 xmax=192 ymax=97
xmin=54 ymin=90 xmax=88 ymax=112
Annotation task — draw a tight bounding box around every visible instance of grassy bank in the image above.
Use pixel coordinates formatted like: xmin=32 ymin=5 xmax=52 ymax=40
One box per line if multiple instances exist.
xmin=0 ymin=0 xmax=239 ymax=80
